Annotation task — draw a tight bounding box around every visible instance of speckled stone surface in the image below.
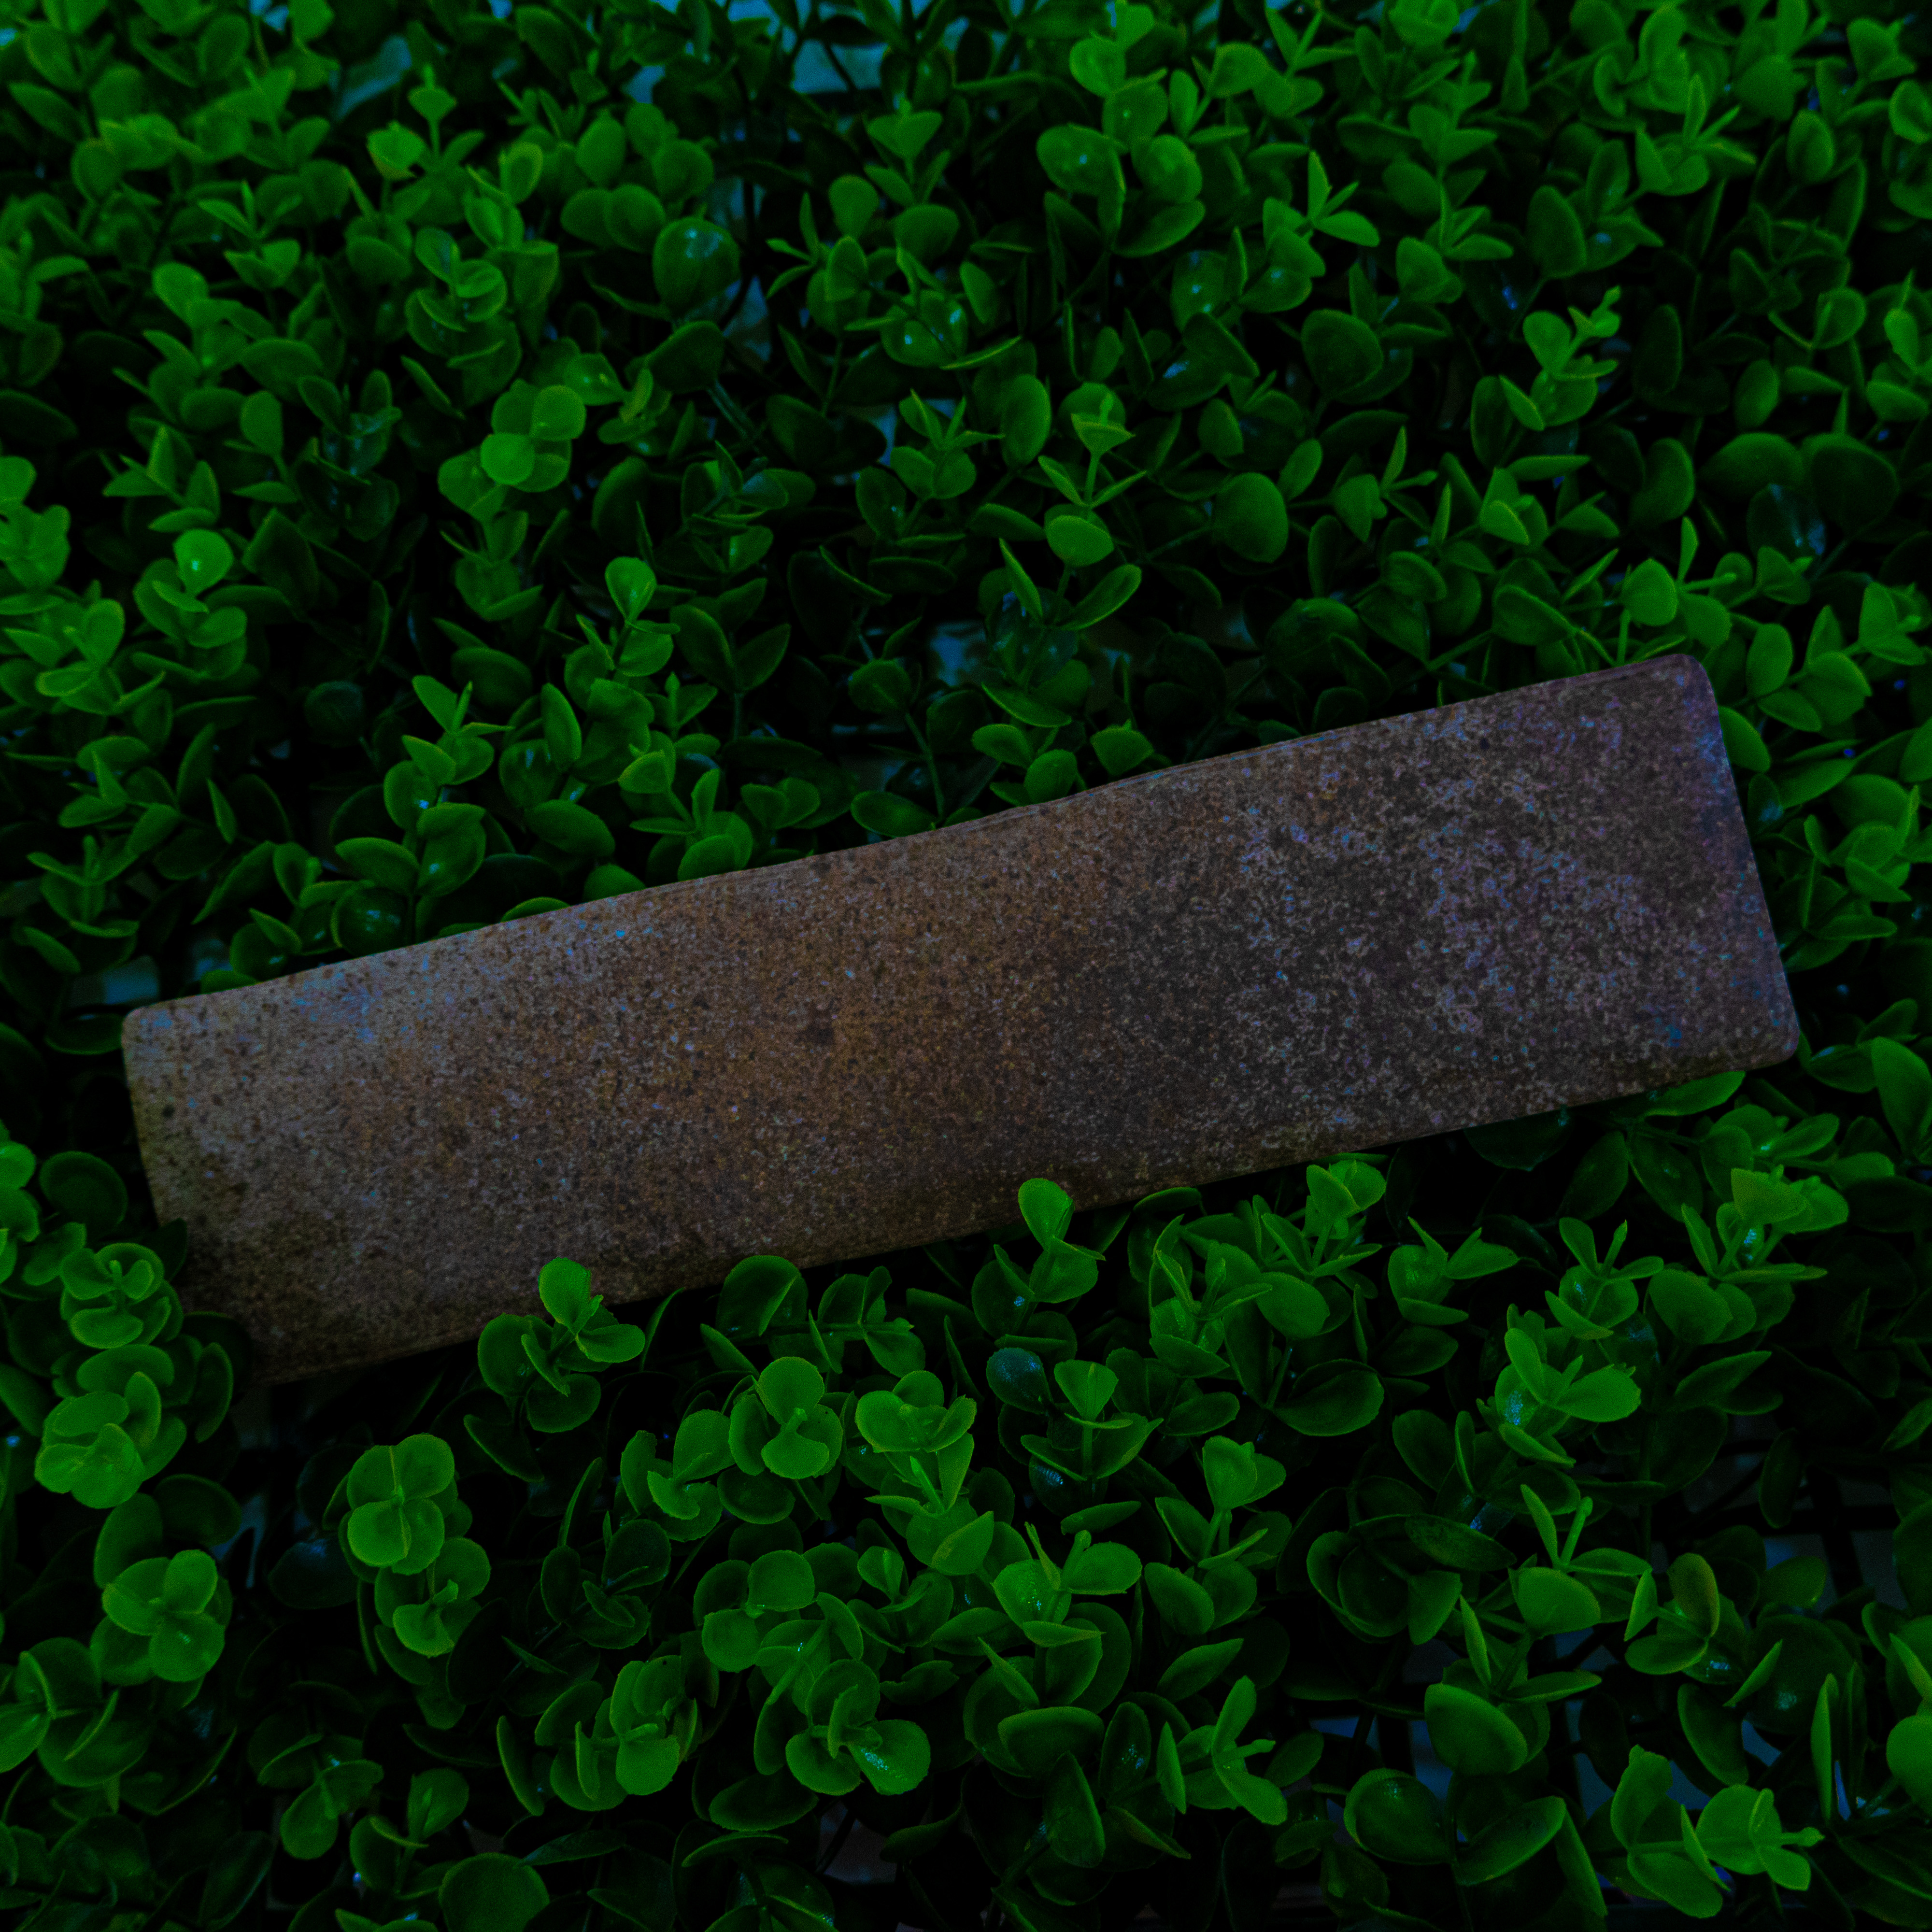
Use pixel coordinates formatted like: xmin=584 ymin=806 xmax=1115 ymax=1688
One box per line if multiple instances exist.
xmin=124 ymin=656 xmax=1796 ymax=1384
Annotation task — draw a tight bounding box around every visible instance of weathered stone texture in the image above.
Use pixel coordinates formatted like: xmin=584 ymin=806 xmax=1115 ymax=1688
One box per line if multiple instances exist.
xmin=124 ymin=656 xmax=1796 ymax=1383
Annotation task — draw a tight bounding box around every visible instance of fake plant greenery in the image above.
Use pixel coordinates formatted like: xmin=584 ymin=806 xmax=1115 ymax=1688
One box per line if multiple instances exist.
xmin=6 ymin=0 xmax=1932 ymax=1922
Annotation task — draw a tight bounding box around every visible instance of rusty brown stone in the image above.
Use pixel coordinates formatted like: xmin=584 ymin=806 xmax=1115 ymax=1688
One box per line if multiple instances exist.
xmin=123 ymin=656 xmax=1796 ymax=1384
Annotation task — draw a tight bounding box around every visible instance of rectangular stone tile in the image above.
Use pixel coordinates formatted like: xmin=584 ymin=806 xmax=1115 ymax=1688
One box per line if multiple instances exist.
xmin=123 ymin=657 xmax=1796 ymax=1384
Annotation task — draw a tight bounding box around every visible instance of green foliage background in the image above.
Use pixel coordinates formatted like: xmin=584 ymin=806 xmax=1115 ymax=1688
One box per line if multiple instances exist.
xmin=0 ymin=0 xmax=1930 ymax=1923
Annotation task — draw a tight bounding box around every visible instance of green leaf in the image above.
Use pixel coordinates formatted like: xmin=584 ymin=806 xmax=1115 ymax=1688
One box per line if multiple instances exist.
xmin=1512 ymin=1565 xmax=1601 ymax=1636
xmin=1875 ymin=1037 xmax=1932 ymax=1155
xmin=1345 ymin=1769 xmax=1450 ymax=1864
xmin=174 ymin=529 xmax=234 ymax=593
xmin=1620 ymin=558 xmax=1678 ymax=625
xmin=531 ymin=385 xmax=587 ymax=441
xmin=1001 ymin=1705 xmax=1103 ymax=1778
xmin=1301 ymin=311 xmax=1383 ymax=395
xmin=1047 ymin=512 xmax=1115 ymax=568
xmin=1046 ymin=1754 xmax=1105 ymax=1865
xmin=1423 ymin=1683 xmax=1528 ymax=1776
xmin=1281 ymin=1363 xmax=1382 ymax=1435
xmin=1611 ymin=1746 xmax=1675 ymax=1849
xmin=199 ymin=1834 xmax=273 ymax=1931
xmin=1037 ymin=125 xmax=1125 ymax=200
xmin=1404 ymin=1517 xmax=1511 ymax=1571
xmin=337 ymin=837 xmax=419 ymax=893
xmin=1456 ymin=1796 xmax=1568 ymax=1885
xmin=1066 ymin=565 xmax=1141 ymax=629
xmin=646 ymin=321 xmax=726 ymax=392
xmin=1702 ymin=433 xmax=1802 ymax=498
xmin=1526 ymin=189 xmax=1587 ymax=277
xmin=1091 ymin=724 xmax=1154 ymax=777
xmin=441 ymin=1855 xmax=549 ymax=1932
xmin=851 ymin=1717 xmax=932 ymax=1794
xmin=1157 ymin=1638 xmax=1245 ymax=1700
xmin=39 ymin=1151 xmax=127 ymax=1233
xmin=1806 ymin=433 xmax=1899 ymax=534
xmin=527 ymin=800 xmax=616 ymax=859
xmin=1214 ymin=474 xmax=1289 ymax=563
xmin=852 ymin=792 xmax=936 ymax=839
xmin=652 ymin=218 xmax=740 ymax=313
xmin=1888 ymin=1712 xmax=1932 ymax=1811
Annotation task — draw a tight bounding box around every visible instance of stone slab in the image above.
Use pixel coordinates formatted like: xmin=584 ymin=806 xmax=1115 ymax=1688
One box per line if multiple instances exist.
xmin=122 ymin=656 xmax=1797 ymax=1384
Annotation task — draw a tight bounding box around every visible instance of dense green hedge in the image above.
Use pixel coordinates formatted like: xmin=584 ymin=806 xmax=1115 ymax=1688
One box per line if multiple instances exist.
xmin=1 ymin=0 xmax=1932 ymax=1925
